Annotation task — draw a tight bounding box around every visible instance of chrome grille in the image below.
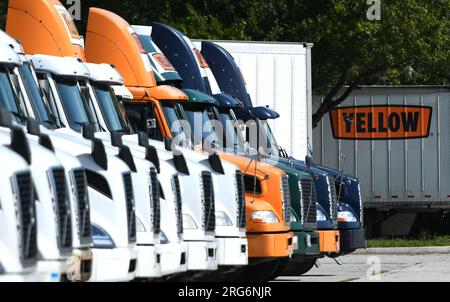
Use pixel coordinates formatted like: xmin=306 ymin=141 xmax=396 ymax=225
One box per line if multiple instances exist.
xmin=149 ymin=168 xmax=161 ymax=234
xmin=12 ymin=172 xmax=38 ymax=267
xmin=327 ymin=175 xmax=338 ymax=227
xmin=201 ymin=172 xmax=215 ymax=232
xmin=49 ymin=168 xmax=72 ymax=250
xmin=235 ymin=171 xmax=246 ymax=229
xmin=172 ymin=175 xmax=183 ymax=235
xmin=123 ymin=173 xmax=136 ymax=243
xmin=72 ymin=169 xmax=92 ymax=244
xmin=300 ymin=178 xmax=317 ymax=226
xmin=281 ymin=174 xmax=291 ymax=225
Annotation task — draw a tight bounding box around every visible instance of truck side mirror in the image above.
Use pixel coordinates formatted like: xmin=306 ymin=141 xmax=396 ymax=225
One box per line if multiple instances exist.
xmin=305 ymin=155 xmax=312 ymax=168
xmin=147 ymin=118 xmax=157 ymax=129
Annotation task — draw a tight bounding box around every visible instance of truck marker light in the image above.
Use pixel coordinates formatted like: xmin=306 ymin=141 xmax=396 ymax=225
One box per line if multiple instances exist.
xmin=152 ymin=53 xmax=176 ymax=71
xmin=132 ymin=33 xmax=147 ymax=54
xmin=193 ymin=48 xmax=209 ymax=68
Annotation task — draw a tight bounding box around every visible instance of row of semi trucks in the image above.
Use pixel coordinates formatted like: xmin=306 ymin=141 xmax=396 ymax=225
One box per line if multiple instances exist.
xmin=0 ymin=0 xmax=366 ymax=282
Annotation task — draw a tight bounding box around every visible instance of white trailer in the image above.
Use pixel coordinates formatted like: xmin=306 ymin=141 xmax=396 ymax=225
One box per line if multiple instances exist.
xmin=313 ymin=86 xmax=450 ymax=235
xmin=194 ymin=40 xmax=313 ymax=160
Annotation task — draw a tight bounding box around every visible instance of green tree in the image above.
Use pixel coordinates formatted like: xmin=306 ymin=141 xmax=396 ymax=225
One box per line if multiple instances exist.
xmin=3 ymin=0 xmax=449 ymax=127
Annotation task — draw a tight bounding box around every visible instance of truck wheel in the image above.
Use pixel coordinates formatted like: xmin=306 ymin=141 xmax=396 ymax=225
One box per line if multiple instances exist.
xmin=292 ymin=259 xmax=317 ymax=275
xmin=233 ymin=261 xmax=279 ymax=282
xmin=268 ymin=258 xmax=290 ymax=280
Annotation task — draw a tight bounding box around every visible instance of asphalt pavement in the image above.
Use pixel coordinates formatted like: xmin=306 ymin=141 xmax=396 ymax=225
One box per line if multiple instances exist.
xmin=275 ymin=247 xmax=450 ymax=282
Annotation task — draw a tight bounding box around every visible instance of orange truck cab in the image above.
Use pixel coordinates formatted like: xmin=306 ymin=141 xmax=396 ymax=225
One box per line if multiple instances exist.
xmin=6 ymin=0 xmax=85 ymax=60
xmin=83 ymin=8 xmax=294 ymax=281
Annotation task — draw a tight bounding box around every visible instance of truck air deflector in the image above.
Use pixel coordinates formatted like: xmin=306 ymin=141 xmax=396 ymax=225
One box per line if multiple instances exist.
xmin=118 ymin=145 xmax=137 ymax=173
xmin=145 ymin=145 xmax=160 ymax=173
xmin=110 ymin=131 xmax=137 ymax=172
xmin=91 ymin=138 xmax=108 ymax=170
xmin=10 ymin=126 xmax=32 ymax=165
xmin=207 ymin=153 xmax=225 ymax=175
xmin=151 ymin=22 xmax=206 ymax=92
xmin=201 ymin=41 xmax=252 ymax=107
xmin=172 ymin=153 xmax=190 ymax=176
xmin=137 ymin=132 xmax=161 ymax=172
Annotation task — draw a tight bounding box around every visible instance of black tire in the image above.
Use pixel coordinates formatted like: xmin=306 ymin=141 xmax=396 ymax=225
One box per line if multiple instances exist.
xmin=268 ymin=258 xmax=290 ymax=280
xmin=193 ymin=271 xmax=227 ymax=282
xmin=281 ymin=258 xmax=317 ymax=276
xmin=233 ymin=261 xmax=279 ymax=282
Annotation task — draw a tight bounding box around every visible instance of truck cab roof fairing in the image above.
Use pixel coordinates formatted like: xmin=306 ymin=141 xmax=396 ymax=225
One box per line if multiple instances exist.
xmin=6 ymin=0 xmax=85 ymax=60
xmin=151 ymin=22 xmax=208 ymax=93
xmin=85 ymin=7 xmax=156 ymax=89
xmin=85 ymin=9 xmax=187 ymax=102
xmin=201 ymin=41 xmax=253 ymax=108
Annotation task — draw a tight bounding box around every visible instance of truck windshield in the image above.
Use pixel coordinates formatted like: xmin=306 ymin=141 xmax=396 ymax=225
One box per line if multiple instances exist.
xmin=160 ymin=102 xmax=193 ymax=146
xmin=260 ymin=120 xmax=281 ymax=156
xmin=92 ymin=84 xmax=131 ymax=133
xmin=54 ymin=78 xmax=96 ymax=132
xmin=19 ymin=64 xmax=59 ymax=129
xmin=218 ymin=108 xmax=246 ymax=152
xmin=0 ymin=67 xmax=28 ymax=124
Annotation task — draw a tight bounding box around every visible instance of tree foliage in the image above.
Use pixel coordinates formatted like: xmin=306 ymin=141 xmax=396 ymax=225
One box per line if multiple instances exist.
xmin=1 ymin=0 xmax=449 ymax=127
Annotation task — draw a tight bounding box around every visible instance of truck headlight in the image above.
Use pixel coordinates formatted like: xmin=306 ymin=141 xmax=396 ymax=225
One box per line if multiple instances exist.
xmin=215 ymin=211 xmax=232 ymax=226
xmin=136 ymin=216 xmax=146 ymax=232
xmin=183 ymin=214 xmax=198 ymax=229
xmin=316 ymin=208 xmax=327 ymax=222
xmin=251 ymin=211 xmax=279 ymax=224
xmin=92 ymin=224 xmax=115 ymax=248
xmin=160 ymin=231 xmax=169 ymax=244
xmin=338 ymin=210 xmax=358 ymax=222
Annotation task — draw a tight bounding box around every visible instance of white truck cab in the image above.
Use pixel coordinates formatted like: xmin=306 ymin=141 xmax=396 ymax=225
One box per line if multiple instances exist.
xmin=133 ymin=25 xmax=250 ymax=272
xmin=0 ymin=139 xmax=39 ymax=282
xmin=0 ymin=43 xmax=72 ymax=282
xmin=27 ymin=54 xmax=188 ymax=279
xmin=85 ymin=63 xmax=248 ymax=275
xmin=0 ymin=36 xmax=138 ymax=282
xmin=29 ymin=54 xmax=218 ymax=276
